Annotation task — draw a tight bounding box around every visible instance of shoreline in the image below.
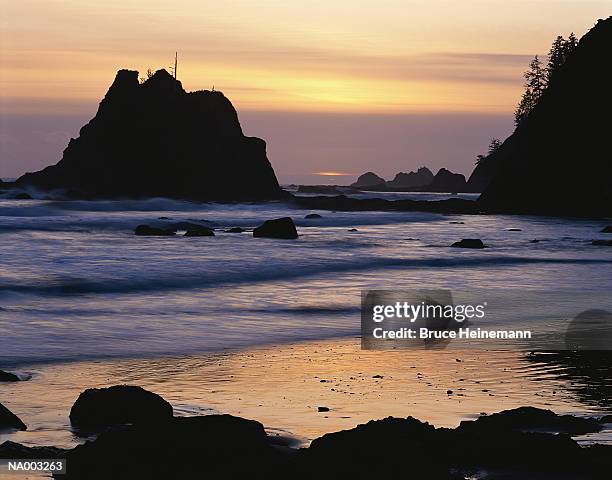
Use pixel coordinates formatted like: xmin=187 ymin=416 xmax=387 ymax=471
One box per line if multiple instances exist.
xmin=2 ymin=338 xmax=610 ymax=451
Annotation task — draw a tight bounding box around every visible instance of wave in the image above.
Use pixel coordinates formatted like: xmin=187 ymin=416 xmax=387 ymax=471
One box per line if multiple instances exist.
xmin=1 ymin=256 xmax=609 ymax=297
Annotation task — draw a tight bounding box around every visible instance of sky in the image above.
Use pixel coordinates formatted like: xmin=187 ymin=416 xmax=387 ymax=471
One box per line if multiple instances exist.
xmin=1 ymin=1 xmax=610 ymax=184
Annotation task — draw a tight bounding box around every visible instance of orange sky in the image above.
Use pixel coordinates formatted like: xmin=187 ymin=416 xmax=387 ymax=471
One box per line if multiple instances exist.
xmin=2 ymin=1 xmax=609 ymax=115
xmin=1 ymin=1 xmax=610 ymax=182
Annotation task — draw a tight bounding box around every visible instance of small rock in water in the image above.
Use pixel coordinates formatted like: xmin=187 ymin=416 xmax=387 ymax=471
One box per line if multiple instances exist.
xmin=372 ymin=375 xmax=384 ymax=379
xmin=592 ymin=239 xmax=612 ymax=246
xmin=530 ymin=239 xmax=540 ymax=243
xmin=13 ymin=192 xmax=32 ymax=200
xmin=348 ymin=228 xmax=358 ymax=232
xmin=449 ymin=221 xmax=464 ymax=224
xmin=305 ymin=213 xmax=322 ymax=219
xmin=601 ymin=226 xmax=612 ymax=233
xmin=0 ymin=370 xmax=20 ymax=382
xmin=134 ymin=225 xmax=175 ymax=236
xmin=225 ymin=227 xmax=245 ymax=233
xmin=253 ymin=217 xmax=298 ymax=239
xmin=506 ymin=228 xmax=522 ymax=231
xmin=451 ymin=239 xmax=487 ymax=249
xmin=447 ymin=390 xmax=453 ymax=395
xmin=184 ymin=227 xmax=215 ymax=237
xmin=318 ymin=406 xmax=330 ymax=412
xmin=158 ymin=216 xmax=170 ymax=220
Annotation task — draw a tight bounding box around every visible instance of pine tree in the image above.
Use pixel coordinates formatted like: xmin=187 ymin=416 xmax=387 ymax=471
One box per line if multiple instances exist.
xmin=546 ymin=35 xmax=566 ymax=82
xmin=515 ymin=56 xmax=546 ymax=126
xmin=488 ymin=138 xmax=502 ymax=155
xmin=564 ymin=32 xmax=578 ymax=58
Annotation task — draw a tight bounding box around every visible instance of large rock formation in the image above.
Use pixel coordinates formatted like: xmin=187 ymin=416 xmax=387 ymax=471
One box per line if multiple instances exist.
xmin=17 ymin=69 xmax=282 ymax=201
xmin=350 ymin=172 xmax=386 ymax=189
xmin=429 ymin=168 xmax=467 ymax=193
xmin=386 ymin=167 xmax=434 ymax=189
xmin=476 ymin=17 xmax=612 ymax=216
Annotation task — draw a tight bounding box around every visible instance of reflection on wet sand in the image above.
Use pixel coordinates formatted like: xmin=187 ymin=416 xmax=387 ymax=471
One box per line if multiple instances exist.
xmin=2 ymin=338 xmax=611 ymax=450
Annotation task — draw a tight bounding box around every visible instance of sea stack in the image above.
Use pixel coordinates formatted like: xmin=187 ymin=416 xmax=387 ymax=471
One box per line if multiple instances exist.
xmin=17 ymin=69 xmax=282 ymax=201
xmin=476 ymin=17 xmax=612 ymax=216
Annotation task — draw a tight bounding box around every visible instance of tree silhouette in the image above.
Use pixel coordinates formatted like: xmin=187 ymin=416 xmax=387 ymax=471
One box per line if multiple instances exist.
xmin=488 ymin=138 xmax=502 ymax=155
xmin=515 ymin=55 xmax=547 ymax=126
xmin=547 ymin=36 xmax=566 ymax=82
xmin=476 ymin=138 xmax=502 ymax=165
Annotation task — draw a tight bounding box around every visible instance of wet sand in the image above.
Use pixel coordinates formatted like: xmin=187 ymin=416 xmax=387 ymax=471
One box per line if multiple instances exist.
xmin=2 ymin=337 xmax=611 ymax=450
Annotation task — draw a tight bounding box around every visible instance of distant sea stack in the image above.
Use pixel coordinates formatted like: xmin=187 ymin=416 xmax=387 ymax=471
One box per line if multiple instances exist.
xmin=386 ymin=167 xmax=434 ymax=189
xmin=17 ymin=69 xmax=282 ymax=201
xmin=477 ymin=17 xmax=612 ymax=216
xmin=350 ymin=172 xmax=386 ymax=189
xmin=429 ymin=168 xmax=467 ymax=193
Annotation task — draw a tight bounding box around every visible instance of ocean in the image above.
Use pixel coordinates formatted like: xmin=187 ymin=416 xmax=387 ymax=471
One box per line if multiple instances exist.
xmin=1 ymin=190 xmax=611 ymax=450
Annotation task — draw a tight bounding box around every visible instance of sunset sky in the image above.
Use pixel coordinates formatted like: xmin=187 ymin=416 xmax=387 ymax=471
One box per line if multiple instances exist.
xmin=1 ymin=1 xmax=609 ymax=183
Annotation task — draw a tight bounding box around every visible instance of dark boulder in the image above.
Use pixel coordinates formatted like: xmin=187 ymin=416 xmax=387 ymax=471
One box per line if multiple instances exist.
xmin=0 ymin=441 xmax=66 ymax=459
xmin=225 ymin=227 xmax=245 ymax=233
xmin=451 ymin=239 xmax=487 ymax=249
xmin=59 ymin=415 xmax=290 ymax=480
xmin=304 ymin=213 xmax=322 ymax=219
xmin=253 ymin=217 xmax=298 ymax=239
xmin=0 ymin=402 xmax=26 ymax=431
xmin=477 ymin=18 xmax=612 ymax=216
xmin=457 ymin=406 xmax=602 ymax=436
xmin=0 ymin=370 xmax=20 ymax=382
xmin=350 ymin=172 xmax=386 ymax=189
xmin=134 ymin=225 xmax=175 ymax=236
xmin=317 ymin=406 xmax=330 ymax=412
xmin=16 ymin=69 xmax=282 ymax=201
xmin=299 ymin=417 xmax=452 ymax=479
xmin=13 ymin=192 xmax=33 ymax=200
xmin=592 ymin=239 xmax=612 ymax=246
xmin=184 ymin=227 xmax=214 ymax=237
xmin=69 ymin=385 xmax=173 ymax=431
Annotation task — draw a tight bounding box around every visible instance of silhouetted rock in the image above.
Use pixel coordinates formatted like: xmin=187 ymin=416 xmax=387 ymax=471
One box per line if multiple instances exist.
xmin=429 ymin=168 xmax=468 ymax=193
xmin=225 ymin=227 xmax=245 ymax=233
xmin=0 ymin=441 xmax=66 ymax=459
xmin=16 ymin=69 xmax=282 ymax=201
xmin=134 ymin=225 xmax=175 ymax=236
xmin=348 ymin=228 xmax=358 ymax=232
xmin=18 ymin=399 xmax=608 ymax=480
xmin=253 ymin=217 xmax=298 ymax=239
xmin=0 ymin=402 xmax=26 ymax=431
xmin=451 ymin=239 xmax=487 ymax=249
xmin=0 ymin=370 xmax=19 ymax=382
xmin=478 ymin=17 xmax=612 ymax=216
xmin=69 ymin=385 xmax=173 ymax=431
xmin=592 ymin=239 xmax=612 ymax=246
xmin=386 ymin=167 xmax=434 ymax=189
xmin=299 ymin=417 xmax=452 ymax=480
xmin=304 ymin=213 xmax=322 ymax=219
xmin=13 ymin=192 xmax=32 ymax=200
xmin=601 ymin=226 xmax=612 ymax=233
xmin=59 ymin=415 xmax=290 ymax=480
xmin=184 ymin=227 xmax=215 ymax=237
xmin=317 ymin=406 xmax=330 ymax=412
xmin=350 ymin=172 xmax=386 ymax=189
xmin=457 ymin=406 xmax=602 ymax=435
